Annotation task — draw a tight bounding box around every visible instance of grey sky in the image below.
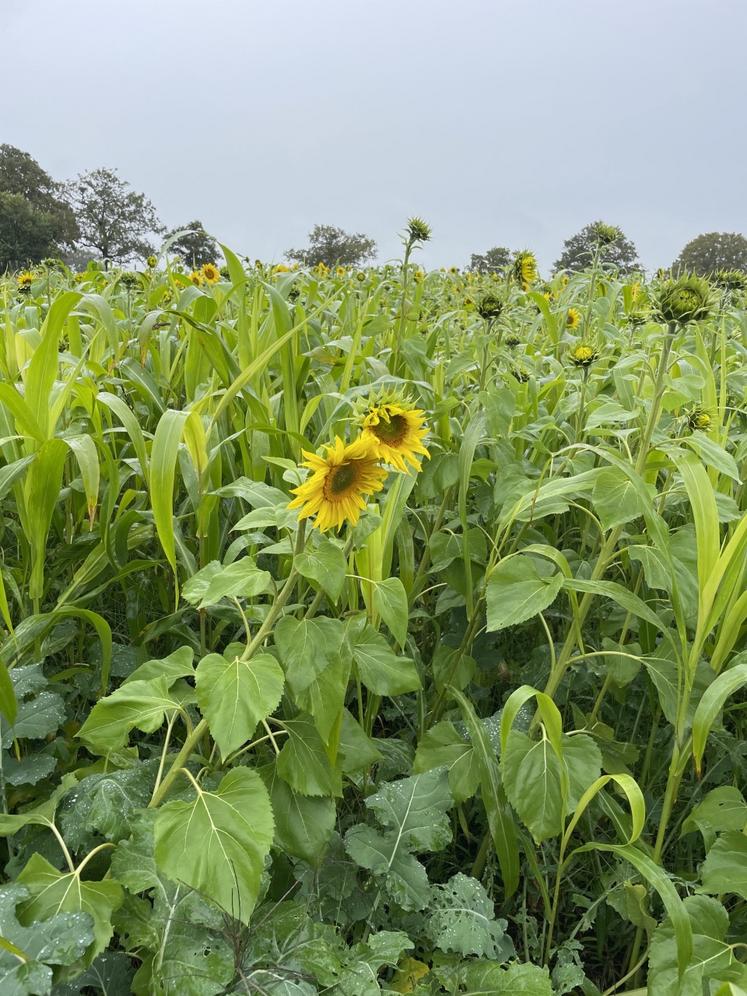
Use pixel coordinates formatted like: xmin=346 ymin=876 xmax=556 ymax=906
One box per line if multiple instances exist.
xmin=3 ymin=0 xmax=746 ymax=272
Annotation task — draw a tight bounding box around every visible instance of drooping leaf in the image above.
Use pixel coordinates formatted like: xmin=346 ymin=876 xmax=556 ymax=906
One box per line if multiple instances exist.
xmin=154 ymin=767 xmax=274 ymax=925
xmin=17 ymin=855 xmax=123 ymax=965
xmin=485 ymin=554 xmax=564 ymax=632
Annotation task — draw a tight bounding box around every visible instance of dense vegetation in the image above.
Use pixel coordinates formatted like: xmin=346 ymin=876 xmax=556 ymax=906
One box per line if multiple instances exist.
xmin=0 ymin=231 xmax=745 ymax=996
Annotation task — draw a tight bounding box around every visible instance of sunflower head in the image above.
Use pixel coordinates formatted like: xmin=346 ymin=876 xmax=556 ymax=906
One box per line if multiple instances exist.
xmin=288 ymin=436 xmax=387 ymax=532
xmin=189 ymin=270 xmax=203 ymax=286
xmin=406 ymin=217 xmax=431 ymax=244
xmin=511 ymin=366 xmax=530 ymax=382
xmin=358 ymin=397 xmax=429 ymax=473
xmin=712 ymin=269 xmax=747 ymax=292
xmin=17 ymin=271 xmax=34 ymax=290
xmin=592 ymin=221 xmax=621 ymax=246
xmin=201 ymin=262 xmax=221 ymax=284
xmin=315 ymin=262 xmax=329 ymax=276
xmin=566 ymin=307 xmax=582 ymax=330
xmin=336 ymin=266 xmax=346 ymax=277
xmin=120 ymin=272 xmax=139 ymax=289
xmin=512 ymin=250 xmax=538 ymax=289
xmin=656 ymin=275 xmax=712 ymax=324
xmin=505 ymin=333 xmax=521 ymax=347
xmin=569 ymin=344 xmax=598 ymax=368
xmin=356 ymin=271 xmax=366 ymax=282
xmin=146 ymin=255 xmax=157 ymax=269
xmin=687 ymin=408 xmax=712 ymax=432
xmin=476 ymin=293 xmax=504 ymax=321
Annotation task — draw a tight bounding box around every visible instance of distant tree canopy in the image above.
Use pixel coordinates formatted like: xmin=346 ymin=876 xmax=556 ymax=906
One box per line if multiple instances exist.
xmin=0 ymin=145 xmax=78 ymax=269
xmin=165 ymin=220 xmax=221 ymax=268
xmin=672 ymin=232 xmax=747 ymax=275
xmin=554 ymin=220 xmax=639 ymax=274
xmin=469 ymin=246 xmax=511 ymax=273
xmin=68 ymin=167 xmax=163 ymax=266
xmin=286 ymin=224 xmax=376 ymax=269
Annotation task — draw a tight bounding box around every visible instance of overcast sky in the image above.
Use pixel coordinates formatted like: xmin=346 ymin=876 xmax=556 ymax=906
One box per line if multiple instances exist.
xmin=3 ymin=0 xmax=746 ymax=271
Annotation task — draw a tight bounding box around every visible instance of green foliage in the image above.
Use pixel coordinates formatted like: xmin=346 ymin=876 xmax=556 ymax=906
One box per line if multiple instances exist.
xmin=672 ymin=230 xmax=747 ymax=275
xmin=67 ymin=167 xmax=163 ymax=265
xmin=285 ymin=222 xmax=377 ymax=268
xmin=0 ymin=235 xmax=744 ymax=994
xmin=163 ymin=220 xmax=221 ymax=268
xmin=553 ymin=219 xmax=639 ymax=273
xmin=0 ymin=145 xmax=79 ymax=269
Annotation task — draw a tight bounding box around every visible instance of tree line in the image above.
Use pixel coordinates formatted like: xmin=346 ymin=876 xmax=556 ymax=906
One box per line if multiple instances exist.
xmin=3 ymin=144 xmax=747 ymax=276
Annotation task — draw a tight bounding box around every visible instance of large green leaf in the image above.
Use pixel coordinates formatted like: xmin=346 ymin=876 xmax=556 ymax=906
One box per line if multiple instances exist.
xmin=295 ymin=538 xmax=347 ymax=602
xmin=154 ymin=767 xmax=274 ymax=925
xmin=0 ymin=884 xmax=94 ymax=993
xmin=348 ymin=618 xmax=420 ymax=695
xmin=181 ymin=558 xmax=272 ymax=608
xmin=77 ymin=677 xmax=182 ymax=754
xmin=427 ymin=873 xmax=514 ymax=959
xmin=701 ymin=832 xmax=747 ymax=899
xmin=195 ymin=650 xmax=284 ymax=759
xmin=276 ymin=716 xmax=343 ymax=797
xmin=485 ymin=554 xmax=563 ymax=632
xmin=17 ymin=854 xmax=123 ymax=966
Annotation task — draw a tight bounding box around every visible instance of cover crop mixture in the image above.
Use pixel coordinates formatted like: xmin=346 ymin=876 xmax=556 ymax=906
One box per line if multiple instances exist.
xmin=0 ymin=224 xmax=745 ymax=995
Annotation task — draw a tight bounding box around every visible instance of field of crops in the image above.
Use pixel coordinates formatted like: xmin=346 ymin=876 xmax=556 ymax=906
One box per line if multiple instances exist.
xmin=0 ymin=230 xmax=745 ymax=995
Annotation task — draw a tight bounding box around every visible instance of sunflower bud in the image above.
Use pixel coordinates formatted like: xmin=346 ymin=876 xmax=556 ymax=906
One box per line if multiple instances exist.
xmin=656 ymin=275 xmax=712 ymax=324
xmin=406 ymin=217 xmax=431 ymax=244
xmin=592 ymin=222 xmax=621 ymax=246
xmin=712 ymin=269 xmax=747 ymax=292
xmin=476 ymin=293 xmax=503 ymax=320
xmin=146 ymin=255 xmax=157 ymax=268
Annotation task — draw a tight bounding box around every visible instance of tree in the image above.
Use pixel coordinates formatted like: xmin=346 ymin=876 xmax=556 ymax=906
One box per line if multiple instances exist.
xmin=285 ymin=224 xmax=376 ymax=269
xmin=68 ymin=168 xmax=163 ymax=266
xmin=164 ymin=220 xmax=221 ymax=268
xmin=672 ymin=232 xmax=747 ymax=275
xmin=0 ymin=145 xmax=78 ymax=269
xmin=553 ymin=220 xmax=639 ymax=274
xmin=468 ymin=246 xmax=511 ymax=274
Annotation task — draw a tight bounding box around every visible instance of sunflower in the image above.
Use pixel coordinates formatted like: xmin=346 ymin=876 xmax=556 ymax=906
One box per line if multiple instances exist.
xmin=17 ymin=271 xmax=34 ymax=290
xmin=146 ymin=255 xmax=157 ymax=269
xmin=201 ymin=262 xmax=220 ymax=284
xmin=569 ymin=344 xmax=598 ymax=367
xmin=288 ymin=436 xmax=387 ymax=532
xmin=566 ymin=307 xmax=582 ymax=329
xmin=359 ymin=401 xmax=429 ymax=473
xmin=687 ymin=408 xmax=711 ymax=432
xmin=189 ymin=270 xmax=203 ymax=286
xmin=513 ymin=251 xmax=537 ymax=289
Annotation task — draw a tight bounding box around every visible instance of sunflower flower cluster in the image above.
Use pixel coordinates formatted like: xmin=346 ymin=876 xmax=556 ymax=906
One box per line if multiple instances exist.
xmin=289 ymin=400 xmax=429 ymax=532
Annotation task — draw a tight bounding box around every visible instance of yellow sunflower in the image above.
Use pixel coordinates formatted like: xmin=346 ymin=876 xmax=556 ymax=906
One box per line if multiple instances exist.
xmin=273 ymin=263 xmax=290 ymax=274
xmin=569 ymin=344 xmax=597 ymax=367
xmin=288 ymin=436 xmax=387 ymax=532
xmin=189 ymin=270 xmax=203 ymax=286
xmin=513 ymin=251 xmax=537 ymax=289
xmin=360 ymin=401 xmax=429 ymax=473
xmin=17 ymin=271 xmax=34 ymax=289
xmin=201 ymin=262 xmax=220 ymax=284
xmin=566 ymin=307 xmax=582 ymax=329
